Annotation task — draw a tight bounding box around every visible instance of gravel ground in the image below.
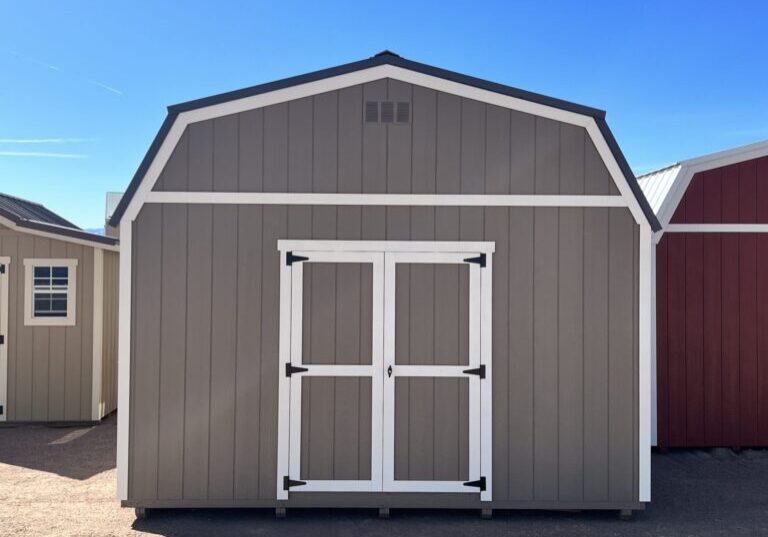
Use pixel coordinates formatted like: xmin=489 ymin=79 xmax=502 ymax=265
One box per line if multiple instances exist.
xmin=1 ymin=413 xmax=768 ymax=536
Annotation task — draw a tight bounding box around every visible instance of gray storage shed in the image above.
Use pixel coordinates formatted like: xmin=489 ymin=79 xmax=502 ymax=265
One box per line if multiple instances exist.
xmin=0 ymin=193 xmax=119 ymax=423
xmin=111 ymin=52 xmax=659 ymax=517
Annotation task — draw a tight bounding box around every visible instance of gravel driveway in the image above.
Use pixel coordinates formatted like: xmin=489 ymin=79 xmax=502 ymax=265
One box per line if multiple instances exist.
xmin=1 ymin=413 xmax=767 ymax=536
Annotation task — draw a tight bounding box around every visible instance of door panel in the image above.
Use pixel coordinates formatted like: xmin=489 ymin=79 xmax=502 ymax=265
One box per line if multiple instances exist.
xmin=394 ymin=377 xmax=469 ymax=481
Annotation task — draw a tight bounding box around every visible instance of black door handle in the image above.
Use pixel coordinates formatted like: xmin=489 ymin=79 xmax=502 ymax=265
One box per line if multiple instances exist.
xmin=387 ymin=365 xmax=393 ymax=378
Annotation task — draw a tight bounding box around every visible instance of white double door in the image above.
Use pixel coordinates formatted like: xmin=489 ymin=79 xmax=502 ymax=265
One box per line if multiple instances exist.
xmin=277 ymin=242 xmax=492 ymax=501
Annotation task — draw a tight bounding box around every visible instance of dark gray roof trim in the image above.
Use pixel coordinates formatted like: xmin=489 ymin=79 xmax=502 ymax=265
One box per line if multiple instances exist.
xmin=0 ymin=192 xmax=118 ymax=246
xmin=109 ymin=51 xmax=660 ymax=231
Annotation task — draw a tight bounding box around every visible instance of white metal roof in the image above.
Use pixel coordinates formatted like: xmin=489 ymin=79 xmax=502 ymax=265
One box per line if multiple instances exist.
xmin=637 ymin=139 xmax=768 ymax=229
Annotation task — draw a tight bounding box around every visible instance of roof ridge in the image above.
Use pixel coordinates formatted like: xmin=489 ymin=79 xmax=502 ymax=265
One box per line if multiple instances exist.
xmin=636 ymin=162 xmax=681 ymax=179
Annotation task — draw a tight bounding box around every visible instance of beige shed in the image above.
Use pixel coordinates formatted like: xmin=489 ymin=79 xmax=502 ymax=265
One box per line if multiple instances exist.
xmin=110 ymin=52 xmax=659 ymax=518
xmin=0 ymin=193 xmax=119 ymax=423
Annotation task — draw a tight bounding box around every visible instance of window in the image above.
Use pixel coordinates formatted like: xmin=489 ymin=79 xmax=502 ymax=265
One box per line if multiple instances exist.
xmin=24 ymin=259 xmax=77 ymax=326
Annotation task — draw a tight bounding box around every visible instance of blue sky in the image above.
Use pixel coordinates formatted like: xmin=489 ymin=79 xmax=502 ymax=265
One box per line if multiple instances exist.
xmin=1 ymin=0 xmax=767 ymax=229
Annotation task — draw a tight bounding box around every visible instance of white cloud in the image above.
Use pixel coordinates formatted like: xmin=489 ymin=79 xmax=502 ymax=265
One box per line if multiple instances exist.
xmin=0 ymin=137 xmax=95 ymax=144
xmin=0 ymin=151 xmax=88 ymax=159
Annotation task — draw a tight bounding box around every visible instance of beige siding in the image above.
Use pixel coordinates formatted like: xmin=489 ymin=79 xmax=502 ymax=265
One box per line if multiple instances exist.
xmin=153 ymin=81 xmax=619 ymax=196
xmin=101 ymin=250 xmax=119 ymax=416
xmin=129 ymin=204 xmax=639 ymax=507
xmin=0 ymin=225 xmax=94 ymax=422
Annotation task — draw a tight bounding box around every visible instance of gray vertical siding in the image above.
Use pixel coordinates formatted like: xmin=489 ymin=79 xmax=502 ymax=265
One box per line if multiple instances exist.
xmin=129 ymin=80 xmax=638 ymax=508
xmin=0 ymin=225 xmax=95 ymax=422
xmin=129 ymin=204 xmax=639 ymax=506
xmin=101 ymin=249 xmax=119 ymax=417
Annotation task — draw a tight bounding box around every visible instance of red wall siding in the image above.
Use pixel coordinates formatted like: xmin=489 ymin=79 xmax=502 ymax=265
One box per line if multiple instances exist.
xmin=658 ymin=156 xmax=768 ymax=447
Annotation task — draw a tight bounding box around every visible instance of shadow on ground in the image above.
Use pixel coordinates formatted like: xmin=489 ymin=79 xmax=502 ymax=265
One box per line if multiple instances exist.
xmin=0 ymin=412 xmax=116 ymax=480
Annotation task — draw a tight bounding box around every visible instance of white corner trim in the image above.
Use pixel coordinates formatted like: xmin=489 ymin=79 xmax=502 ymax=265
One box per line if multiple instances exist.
xmin=116 ymin=221 xmax=131 ymax=500
xmin=666 ymin=223 xmax=768 ymax=233
xmin=0 ymin=257 xmax=10 ymax=423
xmin=144 ymin=191 xmax=629 ymax=208
xmin=0 ymin=215 xmax=119 ymax=252
xmin=91 ymin=249 xmax=104 ymax=421
xmin=23 ymin=258 xmax=78 ymax=327
xmin=639 ymin=224 xmax=652 ymax=502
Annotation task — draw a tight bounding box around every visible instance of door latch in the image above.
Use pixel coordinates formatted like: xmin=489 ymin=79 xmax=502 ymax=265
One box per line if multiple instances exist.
xmin=387 ymin=365 xmax=393 ymax=378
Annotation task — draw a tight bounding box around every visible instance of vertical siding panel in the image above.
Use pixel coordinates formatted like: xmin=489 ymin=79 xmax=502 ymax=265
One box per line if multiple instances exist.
xmin=288 ymin=97 xmax=313 ymax=193
xmin=387 ymin=80 xmax=412 ymax=193
xmin=533 ymin=207 xmax=558 ymax=500
xmin=79 ymin=245 xmax=93 ymax=421
xmin=559 ymin=125 xmax=585 ymax=194
xmin=156 ymin=131 xmax=188 ymax=190
xmin=213 ymin=115 xmax=239 ymax=191
xmin=738 ymin=160 xmax=758 ymax=446
xmin=508 ymin=207 xmax=534 ymax=500
xmin=757 ymin=157 xmax=768 ymax=443
xmin=187 ymin=120 xmax=214 ymax=191
xmin=209 ymin=206 xmax=238 ymax=499
xmin=183 ymin=205 xmax=213 ymax=499
xmin=31 ymin=237 xmax=50 ymax=420
xmin=666 ymin=233 xmax=687 ymax=445
xmin=411 ymin=86 xmax=437 ymax=194
xmin=656 ymin=237 xmax=670 ymax=447
xmin=486 ymin=207 xmax=509 ymax=500
xmin=158 ymin=205 xmax=187 ymax=499
xmin=313 ymin=91 xmax=338 ymax=193
xmin=14 ymin=236 xmax=34 ymax=421
xmin=234 ymin=205 xmax=263 ymax=498
xmin=435 ymin=93 xmax=461 ymax=194
xmin=557 ymin=207 xmax=584 ymax=500
xmin=362 ymin=80 xmax=387 ymax=194
xmin=721 ymin=164 xmax=740 ymax=443
xmin=47 ymin=240 xmax=67 ymax=421
xmin=460 ymin=99 xmax=485 ymax=194
xmin=509 ymin=111 xmax=535 ymax=194
xmin=684 ymin=179 xmax=705 ymax=445
xmin=131 ymin=205 xmax=162 ymax=499
xmin=485 ymin=105 xmax=511 ymax=194
xmin=702 ymin=169 xmax=723 ymax=445
xmin=608 ymin=209 xmax=635 ymax=501
xmin=585 ymin=138 xmax=612 ymax=195
xmin=534 ymin=118 xmax=560 ymax=194
xmin=258 ymin=205 xmax=287 ymax=499
xmin=264 ymin=103 xmax=289 ymax=192
xmin=238 ymin=109 xmax=264 ymax=191
xmin=338 ymin=86 xmax=363 ymax=194
xmin=583 ymin=208 xmax=609 ymax=500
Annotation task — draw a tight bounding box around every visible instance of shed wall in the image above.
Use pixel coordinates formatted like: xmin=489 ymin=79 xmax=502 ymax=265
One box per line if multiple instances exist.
xmin=101 ymin=250 xmax=119 ymax=417
xmin=0 ymin=224 xmax=95 ymax=422
xmin=128 ymin=203 xmax=640 ymax=507
xmin=658 ymin=156 xmax=768 ymax=447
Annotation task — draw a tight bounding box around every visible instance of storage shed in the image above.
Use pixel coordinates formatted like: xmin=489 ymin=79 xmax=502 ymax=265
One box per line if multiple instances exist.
xmin=639 ymin=140 xmax=768 ymax=448
xmin=0 ymin=193 xmax=119 ymax=423
xmin=110 ymin=51 xmax=659 ymax=517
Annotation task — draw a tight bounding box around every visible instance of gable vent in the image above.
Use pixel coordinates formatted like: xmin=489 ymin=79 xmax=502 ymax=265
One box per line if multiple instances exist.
xmin=365 ymin=101 xmax=379 ymax=123
xmin=396 ymin=102 xmax=410 ymax=123
xmin=380 ymin=101 xmax=395 ymax=123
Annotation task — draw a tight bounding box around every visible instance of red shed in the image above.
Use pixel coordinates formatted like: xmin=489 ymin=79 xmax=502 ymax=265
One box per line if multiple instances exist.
xmin=639 ymin=141 xmax=768 ymax=448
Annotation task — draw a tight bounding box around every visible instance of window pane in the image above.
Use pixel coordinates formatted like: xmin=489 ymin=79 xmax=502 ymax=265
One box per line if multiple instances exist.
xmin=51 ymin=299 xmax=67 ymax=311
xmin=51 ymin=279 xmax=68 ymax=287
xmin=34 ymin=296 xmax=51 ymax=312
xmin=51 ymin=266 xmax=68 ymax=278
xmin=34 ymin=266 xmax=51 ymax=278
xmin=34 ymin=278 xmax=50 ymax=287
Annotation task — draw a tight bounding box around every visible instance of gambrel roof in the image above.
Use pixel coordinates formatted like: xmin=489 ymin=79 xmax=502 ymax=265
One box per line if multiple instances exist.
xmin=109 ymin=51 xmax=660 ymax=231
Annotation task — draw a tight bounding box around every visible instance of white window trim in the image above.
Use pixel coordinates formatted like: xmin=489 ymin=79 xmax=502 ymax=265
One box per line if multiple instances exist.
xmin=0 ymin=257 xmax=10 ymax=422
xmin=23 ymin=258 xmax=78 ymax=327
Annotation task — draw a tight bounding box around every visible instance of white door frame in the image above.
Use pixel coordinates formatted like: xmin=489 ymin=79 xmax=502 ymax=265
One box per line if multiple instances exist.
xmin=0 ymin=257 xmax=10 ymax=422
xmin=382 ymin=251 xmax=487 ymax=496
xmin=276 ymin=240 xmax=494 ymax=502
xmin=286 ymin=250 xmax=384 ymax=493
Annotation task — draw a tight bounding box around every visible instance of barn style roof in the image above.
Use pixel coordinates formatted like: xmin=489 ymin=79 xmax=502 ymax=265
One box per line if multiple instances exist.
xmin=109 ymin=51 xmax=660 ymax=231
xmin=0 ymin=192 xmax=118 ymax=246
xmin=637 ymin=139 xmax=768 ymax=227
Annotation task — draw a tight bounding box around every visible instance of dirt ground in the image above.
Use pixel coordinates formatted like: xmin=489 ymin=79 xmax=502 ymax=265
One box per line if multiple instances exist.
xmin=1 ymin=413 xmax=768 ymax=537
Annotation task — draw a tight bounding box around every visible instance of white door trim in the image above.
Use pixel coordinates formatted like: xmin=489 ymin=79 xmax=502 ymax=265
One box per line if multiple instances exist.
xmin=0 ymin=257 xmax=10 ymax=422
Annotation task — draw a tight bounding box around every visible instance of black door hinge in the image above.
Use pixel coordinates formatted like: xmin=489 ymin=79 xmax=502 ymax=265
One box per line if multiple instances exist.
xmin=283 ymin=476 xmax=307 ymax=490
xmin=0 ymin=405 xmax=3 ymax=415
xmin=463 ymin=253 xmax=486 ymax=267
xmin=463 ymin=364 xmax=485 ymax=379
xmin=0 ymin=264 xmax=5 ymax=274
xmin=463 ymin=476 xmax=486 ymax=491
xmin=286 ymin=251 xmax=309 ymax=266
xmin=0 ymin=335 xmax=4 ymax=345
xmin=285 ymin=362 xmax=309 ymax=377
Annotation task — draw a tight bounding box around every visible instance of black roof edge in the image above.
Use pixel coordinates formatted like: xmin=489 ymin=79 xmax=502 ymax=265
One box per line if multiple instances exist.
xmin=1 ymin=208 xmax=118 ymax=246
xmin=111 ymin=52 xmax=659 ymax=229
xmin=595 ymin=118 xmax=662 ymax=232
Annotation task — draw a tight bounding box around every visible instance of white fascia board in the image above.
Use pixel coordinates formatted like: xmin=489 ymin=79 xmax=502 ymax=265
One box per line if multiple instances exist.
xmin=0 ymin=215 xmax=119 ymax=252
xmin=666 ymin=223 xmax=768 ymax=233
xmin=277 ymin=240 xmax=495 ymax=253
xmin=122 ymin=64 xmax=645 ymax=230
